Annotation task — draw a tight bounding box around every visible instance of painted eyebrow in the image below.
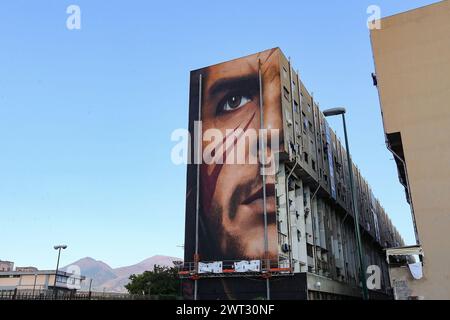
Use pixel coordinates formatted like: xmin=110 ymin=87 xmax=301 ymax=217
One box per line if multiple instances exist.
xmin=207 ymin=74 xmax=259 ymax=96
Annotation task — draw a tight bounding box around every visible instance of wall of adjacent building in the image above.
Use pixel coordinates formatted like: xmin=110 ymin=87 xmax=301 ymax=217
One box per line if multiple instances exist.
xmin=371 ymin=0 xmax=450 ymax=299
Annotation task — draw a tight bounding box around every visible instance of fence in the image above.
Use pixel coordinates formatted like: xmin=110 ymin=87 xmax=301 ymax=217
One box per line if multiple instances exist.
xmin=0 ymin=289 xmax=181 ymax=300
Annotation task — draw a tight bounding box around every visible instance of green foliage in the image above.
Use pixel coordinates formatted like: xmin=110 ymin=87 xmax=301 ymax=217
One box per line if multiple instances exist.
xmin=125 ymin=265 xmax=181 ymax=296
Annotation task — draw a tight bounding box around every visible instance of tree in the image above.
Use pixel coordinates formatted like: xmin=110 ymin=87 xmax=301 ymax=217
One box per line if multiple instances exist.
xmin=125 ymin=265 xmax=180 ymax=296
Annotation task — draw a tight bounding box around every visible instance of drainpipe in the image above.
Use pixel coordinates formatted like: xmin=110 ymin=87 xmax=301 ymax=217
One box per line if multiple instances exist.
xmin=258 ymin=60 xmax=270 ymax=300
xmin=310 ymin=184 xmax=321 ymax=274
xmin=285 ymin=161 xmax=299 ymax=273
xmin=194 ymin=73 xmax=202 ymax=301
xmin=339 ymin=212 xmax=350 ymax=281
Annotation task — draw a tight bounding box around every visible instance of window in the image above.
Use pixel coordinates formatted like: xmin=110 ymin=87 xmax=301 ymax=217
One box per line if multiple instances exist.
xmin=294 ymin=101 xmax=299 ymax=113
xmin=308 ymin=121 xmax=313 ymax=133
xmin=312 ymin=160 xmax=316 ymax=171
xmin=297 ymin=230 xmax=302 ymax=241
xmin=307 ymin=244 xmax=314 ymax=257
xmin=283 ymin=86 xmax=290 ymax=100
xmin=303 ymin=152 xmax=309 ymax=163
xmin=56 ymin=275 xmax=68 ymax=284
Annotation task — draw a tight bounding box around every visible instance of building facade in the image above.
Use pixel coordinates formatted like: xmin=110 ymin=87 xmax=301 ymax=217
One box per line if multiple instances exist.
xmin=181 ymin=48 xmax=404 ymax=299
xmin=0 ymin=270 xmax=85 ymax=292
xmin=0 ymin=261 xmax=14 ymax=272
xmin=371 ymin=0 xmax=450 ymax=300
xmin=15 ymin=267 xmax=39 ymax=273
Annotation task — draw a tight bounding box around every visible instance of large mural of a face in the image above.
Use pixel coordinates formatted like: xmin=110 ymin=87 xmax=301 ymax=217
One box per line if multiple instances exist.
xmin=185 ymin=48 xmax=283 ymax=263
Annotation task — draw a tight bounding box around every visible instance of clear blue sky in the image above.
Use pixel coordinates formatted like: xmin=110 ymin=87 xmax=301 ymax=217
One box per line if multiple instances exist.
xmin=0 ymin=0 xmax=437 ymax=269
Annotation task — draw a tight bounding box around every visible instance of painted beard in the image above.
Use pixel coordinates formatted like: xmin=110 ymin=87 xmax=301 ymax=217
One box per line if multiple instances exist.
xmin=199 ymin=178 xmax=276 ymax=262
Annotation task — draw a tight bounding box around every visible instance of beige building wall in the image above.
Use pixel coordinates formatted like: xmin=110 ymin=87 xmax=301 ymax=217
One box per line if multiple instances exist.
xmin=19 ymin=274 xmax=51 ymax=290
xmin=0 ymin=273 xmax=83 ymax=291
xmin=0 ymin=277 xmax=20 ymax=287
xmin=371 ymin=0 xmax=450 ymax=299
xmin=0 ymin=274 xmax=51 ymax=290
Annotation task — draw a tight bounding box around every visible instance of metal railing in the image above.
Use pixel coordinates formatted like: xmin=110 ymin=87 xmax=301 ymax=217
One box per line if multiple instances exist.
xmin=0 ymin=289 xmax=181 ymax=300
xmin=177 ymin=258 xmax=293 ymax=279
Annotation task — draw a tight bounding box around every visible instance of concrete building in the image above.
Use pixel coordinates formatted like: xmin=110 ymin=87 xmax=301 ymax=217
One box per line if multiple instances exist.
xmin=0 ymin=261 xmax=14 ymax=272
xmin=181 ymin=48 xmax=404 ymax=299
xmin=15 ymin=267 xmax=39 ymax=273
xmin=371 ymin=0 xmax=450 ymax=299
xmin=0 ymin=269 xmax=85 ymax=292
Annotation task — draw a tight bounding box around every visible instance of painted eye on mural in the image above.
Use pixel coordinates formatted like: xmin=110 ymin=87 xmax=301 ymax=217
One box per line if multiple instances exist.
xmin=218 ymin=94 xmax=252 ymax=114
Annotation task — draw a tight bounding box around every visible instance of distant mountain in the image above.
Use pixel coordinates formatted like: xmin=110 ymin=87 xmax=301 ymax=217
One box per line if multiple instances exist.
xmin=63 ymin=255 xmax=182 ymax=293
xmin=113 ymin=255 xmax=179 ymax=279
xmin=63 ymin=257 xmax=117 ymax=289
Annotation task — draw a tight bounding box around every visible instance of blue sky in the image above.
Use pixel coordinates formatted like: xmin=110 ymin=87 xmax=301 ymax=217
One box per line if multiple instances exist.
xmin=0 ymin=0 xmax=436 ymax=269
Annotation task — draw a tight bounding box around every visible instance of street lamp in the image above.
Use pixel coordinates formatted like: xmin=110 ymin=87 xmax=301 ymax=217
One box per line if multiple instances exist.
xmin=53 ymin=244 xmax=67 ymax=298
xmin=322 ymin=107 xmax=369 ymax=300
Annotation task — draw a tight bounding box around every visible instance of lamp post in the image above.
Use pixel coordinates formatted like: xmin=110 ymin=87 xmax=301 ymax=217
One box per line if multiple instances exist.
xmin=322 ymin=107 xmax=369 ymax=300
xmin=53 ymin=244 xmax=67 ymax=298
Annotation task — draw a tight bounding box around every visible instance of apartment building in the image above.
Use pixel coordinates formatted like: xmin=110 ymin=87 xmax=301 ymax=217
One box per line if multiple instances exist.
xmin=181 ymin=48 xmax=404 ymax=299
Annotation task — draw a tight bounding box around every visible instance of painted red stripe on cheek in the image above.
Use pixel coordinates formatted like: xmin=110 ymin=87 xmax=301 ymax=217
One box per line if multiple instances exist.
xmin=200 ymin=111 xmax=257 ymax=214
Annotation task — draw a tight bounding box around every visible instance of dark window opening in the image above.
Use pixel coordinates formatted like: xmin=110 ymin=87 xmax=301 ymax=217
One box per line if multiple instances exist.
xmin=283 ymin=86 xmax=290 ymax=100
xmin=307 ymin=244 xmax=313 ymax=257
